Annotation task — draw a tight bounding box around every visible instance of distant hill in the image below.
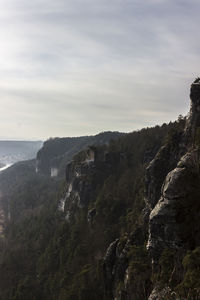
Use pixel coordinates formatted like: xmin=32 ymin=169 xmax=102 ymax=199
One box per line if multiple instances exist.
xmin=36 ymin=131 xmax=124 ymax=177
xmin=0 ymin=141 xmax=43 ymax=171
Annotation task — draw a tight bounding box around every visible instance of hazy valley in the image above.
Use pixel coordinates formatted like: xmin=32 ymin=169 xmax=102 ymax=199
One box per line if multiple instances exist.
xmin=0 ymin=141 xmax=43 ymax=171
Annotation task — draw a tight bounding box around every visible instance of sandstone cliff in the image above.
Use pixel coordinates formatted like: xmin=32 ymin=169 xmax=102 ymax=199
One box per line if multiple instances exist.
xmin=103 ymin=79 xmax=200 ymax=299
xmin=36 ymin=131 xmax=123 ymax=177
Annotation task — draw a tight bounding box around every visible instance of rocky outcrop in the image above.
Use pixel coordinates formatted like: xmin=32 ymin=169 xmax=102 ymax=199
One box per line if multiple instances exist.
xmin=144 ymin=144 xmax=177 ymax=212
xmin=59 ymin=161 xmax=95 ymax=220
xmin=100 ymin=80 xmax=200 ymax=300
xmin=103 ymin=225 xmax=151 ymax=300
xmin=87 ymin=208 xmax=96 ymax=224
xmin=59 ymin=147 xmax=115 ymax=220
xmin=185 ymin=78 xmax=200 ymax=144
xmin=145 ymin=79 xmax=200 ymax=298
xmin=147 ymin=150 xmax=200 ymax=262
xmin=103 ymin=238 xmax=130 ymax=299
xmin=148 ymin=286 xmax=179 ymax=300
xmin=36 ymin=132 xmax=123 ymax=177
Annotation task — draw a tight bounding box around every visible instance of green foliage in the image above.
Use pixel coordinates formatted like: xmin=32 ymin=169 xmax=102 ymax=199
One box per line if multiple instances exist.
xmin=158 ymin=249 xmax=175 ymax=285
xmin=176 ymin=247 xmax=200 ymax=299
xmin=128 ymin=246 xmax=150 ymax=275
xmin=0 ymin=120 xmax=190 ymax=300
xmin=127 ymin=246 xmax=151 ymax=299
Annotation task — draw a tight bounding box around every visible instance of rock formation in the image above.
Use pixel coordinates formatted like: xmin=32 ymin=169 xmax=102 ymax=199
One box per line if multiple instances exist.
xmin=36 ymin=132 xmax=123 ymax=177
xmin=146 ymin=79 xmax=200 ymax=298
xmin=103 ymin=79 xmax=200 ymax=299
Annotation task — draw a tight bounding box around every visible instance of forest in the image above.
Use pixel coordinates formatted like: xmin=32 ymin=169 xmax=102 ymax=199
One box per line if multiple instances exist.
xmin=1 ymin=114 xmax=199 ymax=300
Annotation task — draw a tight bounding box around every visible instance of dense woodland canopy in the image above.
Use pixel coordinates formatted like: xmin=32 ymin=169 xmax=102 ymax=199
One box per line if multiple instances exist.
xmin=0 ymin=116 xmax=199 ymax=300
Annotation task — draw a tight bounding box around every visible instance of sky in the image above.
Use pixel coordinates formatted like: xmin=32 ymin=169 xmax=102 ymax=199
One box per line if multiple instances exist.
xmin=0 ymin=0 xmax=200 ymax=140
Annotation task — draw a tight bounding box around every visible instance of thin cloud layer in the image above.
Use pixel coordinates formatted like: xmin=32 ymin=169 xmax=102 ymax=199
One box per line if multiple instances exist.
xmin=0 ymin=0 xmax=199 ymax=139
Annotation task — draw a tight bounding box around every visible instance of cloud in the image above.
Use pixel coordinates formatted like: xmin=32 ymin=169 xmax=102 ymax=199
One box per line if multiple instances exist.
xmin=0 ymin=0 xmax=199 ymax=139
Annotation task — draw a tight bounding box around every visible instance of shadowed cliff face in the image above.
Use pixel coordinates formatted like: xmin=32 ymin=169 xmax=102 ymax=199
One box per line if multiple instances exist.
xmin=189 ymin=80 xmax=200 ymax=122
xmin=147 ymin=150 xmax=200 ymax=260
xmin=0 ymin=201 xmax=5 ymax=237
xmin=36 ymin=132 xmax=123 ymax=177
xmin=58 ymin=147 xmax=113 ymax=221
xmin=185 ymin=79 xmax=200 ymax=145
xmin=145 ymin=80 xmax=200 ymax=299
xmin=102 ymin=80 xmax=200 ymax=300
xmin=146 ymin=80 xmax=200 ymax=262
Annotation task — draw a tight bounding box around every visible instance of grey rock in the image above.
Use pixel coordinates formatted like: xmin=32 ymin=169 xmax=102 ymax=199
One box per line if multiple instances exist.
xmin=103 ymin=238 xmax=130 ymax=298
xmin=146 ymin=79 xmax=200 ymax=267
xmin=148 ymin=286 xmax=180 ymax=300
xmin=87 ymin=208 xmax=96 ymax=224
xmin=147 ymin=150 xmax=199 ymax=262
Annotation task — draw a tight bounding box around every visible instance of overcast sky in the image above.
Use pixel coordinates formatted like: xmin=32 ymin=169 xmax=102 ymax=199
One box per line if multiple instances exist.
xmin=0 ymin=0 xmax=199 ymax=140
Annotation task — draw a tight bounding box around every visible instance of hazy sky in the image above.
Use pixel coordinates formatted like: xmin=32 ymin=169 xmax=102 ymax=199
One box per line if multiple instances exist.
xmin=0 ymin=0 xmax=200 ymax=140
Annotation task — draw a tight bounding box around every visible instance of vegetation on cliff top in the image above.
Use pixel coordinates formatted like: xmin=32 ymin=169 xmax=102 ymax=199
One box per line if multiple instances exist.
xmin=0 ymin=116 xmax=199 ymax=300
